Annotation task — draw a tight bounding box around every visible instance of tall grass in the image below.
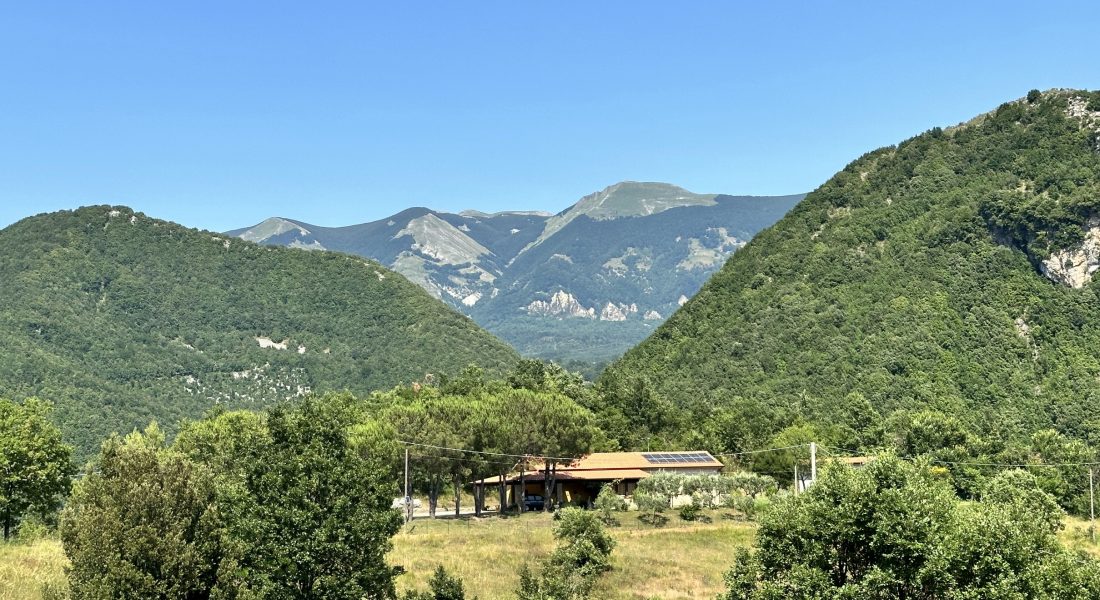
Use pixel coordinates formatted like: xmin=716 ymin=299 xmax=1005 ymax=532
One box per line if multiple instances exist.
xmin=0 ymin=538 xmax=67 ymax=600
xmin=1 ymin=511 xmax=754 ymax=600
xmin=391 ymin=509 xmax=756 ymax=600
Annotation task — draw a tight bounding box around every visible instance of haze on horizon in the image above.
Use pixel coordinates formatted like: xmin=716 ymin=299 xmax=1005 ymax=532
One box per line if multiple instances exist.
xmin=1 ymin=1 xmax=1097 ymax=232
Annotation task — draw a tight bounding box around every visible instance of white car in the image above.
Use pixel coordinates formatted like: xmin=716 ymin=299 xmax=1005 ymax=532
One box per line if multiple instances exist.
xmin=391 ymin=497 xmax=422 ymax=510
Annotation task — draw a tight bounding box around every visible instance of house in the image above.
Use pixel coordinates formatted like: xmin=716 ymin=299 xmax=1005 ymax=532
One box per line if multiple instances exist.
xmin=797 ymin=455 xmax=873 ymax=492
xmin=473 ymin=451 xmax=723 ymax=510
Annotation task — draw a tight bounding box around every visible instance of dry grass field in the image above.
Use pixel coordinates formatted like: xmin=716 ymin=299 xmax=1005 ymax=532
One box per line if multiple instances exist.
xmin=0 ymin=509 xmax=753 ymax=600
xmin=392 ymin=510 xmax=755 ymax=599
xmin=0 ymin=538 xmax=66 ymax=600
xmin=5 ymin=512 xmax=1098 ymax=599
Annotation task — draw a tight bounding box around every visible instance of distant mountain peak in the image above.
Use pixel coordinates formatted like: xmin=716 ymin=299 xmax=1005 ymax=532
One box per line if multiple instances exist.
xmin=519 ymin=181 xmax=718 ymax=255
xmin=237 ymin=217 xmax=311 ymax=243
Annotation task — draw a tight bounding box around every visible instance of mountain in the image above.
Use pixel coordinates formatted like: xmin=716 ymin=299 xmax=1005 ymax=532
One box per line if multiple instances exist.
xmin=231 ymin=182 xmax=802 ymax=368
xmin=0 ymin=206 xmax=519 ymax=456
xmin=603 ymin=90 xmax=1100 ymax=448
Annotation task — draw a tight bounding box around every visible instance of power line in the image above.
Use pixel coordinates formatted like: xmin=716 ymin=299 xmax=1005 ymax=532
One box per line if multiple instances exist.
xmin=817 ymin=444 xmax=1100 ymax=469
xmin=716 ymin=443 xmax=810 ymax=458
xmin=397 ymin=440 xmax=581 ymax=462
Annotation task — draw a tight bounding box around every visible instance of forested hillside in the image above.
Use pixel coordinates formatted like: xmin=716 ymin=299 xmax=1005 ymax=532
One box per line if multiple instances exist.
xmin=0 ymin=206 xmax=518 ymax=456
xmin=604 ymin=90 xmax=1100 ymax=463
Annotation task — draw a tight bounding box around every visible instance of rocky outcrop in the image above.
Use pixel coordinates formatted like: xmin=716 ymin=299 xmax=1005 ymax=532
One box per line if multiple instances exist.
xmin=599 ymin=302 xmax=639 ymax=321
xmin=526 ymin=290 xmax=596 ymax=318
xmin=1040 ymin=217 xmax=1100 ymax=289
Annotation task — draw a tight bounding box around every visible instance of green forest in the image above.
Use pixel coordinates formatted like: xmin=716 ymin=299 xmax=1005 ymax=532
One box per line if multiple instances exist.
xmin=602 ymin=89 xmax=1100 ymax=496
xmin=0 ymin=206 xmax=518 ymax=457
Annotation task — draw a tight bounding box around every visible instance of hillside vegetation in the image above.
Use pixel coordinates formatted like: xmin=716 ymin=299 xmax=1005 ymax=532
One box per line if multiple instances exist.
xmin=603 ymin=90 xmax=1100 ymax=474
xmin=0 ymin=206 xmax=518 ymax=456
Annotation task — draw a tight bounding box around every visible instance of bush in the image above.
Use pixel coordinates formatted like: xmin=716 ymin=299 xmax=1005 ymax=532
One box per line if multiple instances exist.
xmin=593 ymin=483 xmax=627 ymax=526
xmin=679 ymin=502 xmax=701 ymax=522
xmin=727 ymin=472 xmax=778 ymax=499
xmin=517 ymin=509 xmax=616 ymax=599
xmin=402 ymin=565 xmax=470 ymax=600
xmin=718 ymin=455 xmax=1100 ymax=600
xmin=727 ymin=495 xmax=756 ymax=520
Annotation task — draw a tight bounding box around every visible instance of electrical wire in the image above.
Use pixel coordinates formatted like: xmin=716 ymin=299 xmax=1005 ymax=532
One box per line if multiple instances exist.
xmin=397 ymin=440 xmax=581 ymax=462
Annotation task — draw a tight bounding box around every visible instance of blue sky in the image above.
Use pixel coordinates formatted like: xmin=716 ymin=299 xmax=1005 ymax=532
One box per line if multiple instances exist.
xmin=1 ymin=1 xmax=1097 ymax=231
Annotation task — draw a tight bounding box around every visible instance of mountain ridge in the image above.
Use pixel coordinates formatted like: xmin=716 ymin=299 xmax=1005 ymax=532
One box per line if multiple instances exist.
xmin=231 ymin=182 xmax=803 ymax=365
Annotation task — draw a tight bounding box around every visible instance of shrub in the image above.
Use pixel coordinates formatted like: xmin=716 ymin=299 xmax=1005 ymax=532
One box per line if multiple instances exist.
xmin=679 ymin=502 xmax=701 ymax=522
xmin=593 ymin=483 xmax=627 ymax=526
xmin=517 ymin=508 xmax=616 ymax=600
xmin=727 ymin=472 xmax=778 ymax=499
xmin=718 ymin=455 xmax=1100 ymax=600
xmin=402 ymin=565 xmax=470 ymax=600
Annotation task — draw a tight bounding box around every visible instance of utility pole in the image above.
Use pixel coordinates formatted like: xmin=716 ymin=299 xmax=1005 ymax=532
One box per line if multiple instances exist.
xmin=810 ymin=442 xmax=817 ymax=485
xmin=404 ymin=448 xmax=411 ymax=524
xmin=1090 ymin=467 xmax=1095 ymax=543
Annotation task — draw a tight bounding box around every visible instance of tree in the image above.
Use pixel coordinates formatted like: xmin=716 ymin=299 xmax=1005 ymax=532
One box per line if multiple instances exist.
xmin=0 ymin=397 xmax=73 ymax=540
xmin=593 ymin=483 xmax=626 ymax=526
xmin=401 ymin=566 xmax=469 ymax=600
xmin=516 ymin=508 xmax=615 ymax=600
xmin=209 ymin=394 xmax=404 ymax=599
xmin=718 ymin=455 xmax=1100 ymax=599
xmin=60 ymin=424 xmax=239 ymax=598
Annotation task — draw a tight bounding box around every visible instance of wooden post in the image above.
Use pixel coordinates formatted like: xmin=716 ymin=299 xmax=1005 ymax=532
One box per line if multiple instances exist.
xmin=404 ymin=448 xmax=411 ymax=524
xmin=519 ymin=460 xmax=526 ymax=513
xmin=1090 ymin=467 xmax=1096 ymax=543
xmin=810 ymin=442 xmax=817 ymax=485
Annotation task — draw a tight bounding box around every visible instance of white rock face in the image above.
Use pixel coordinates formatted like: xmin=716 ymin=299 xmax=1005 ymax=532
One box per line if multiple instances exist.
xmin=526 ymin=290 xmax=595 ymax=318
xmin=598 ymin=302 xmax=638 ymax=321
xmin=462 ymin=292 xmax=481 ymax=307
xmin=289 ymin=240 xmax=326 ymax=251
xmin=395 ymin=214 xmax=492 ymax=265
xmin=644 ymin=310 xmax=662 ymax=320
xmin=1040 ymin=218 xmax=1100 ymax=289
xmin=600 ymin=303 xmax=628 ymax=321
xmin=256 ymin=336 xmax=288 ymax=350
xmin=677 ymin=227 xmax=744 ymax=270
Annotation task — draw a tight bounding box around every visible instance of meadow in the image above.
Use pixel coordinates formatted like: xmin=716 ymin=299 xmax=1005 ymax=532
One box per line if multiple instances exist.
xmin=5 ymin=513 xmax=1097 ymax=600
xmin=0 ymin=510 xmax=755 ymax=600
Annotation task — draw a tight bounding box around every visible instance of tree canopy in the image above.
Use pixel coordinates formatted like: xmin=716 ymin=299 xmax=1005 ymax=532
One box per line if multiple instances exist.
xmin=720 ymin=455 xmax=1100 ymax=599
xmin=0 ymin=397 xmax=73 ymax=540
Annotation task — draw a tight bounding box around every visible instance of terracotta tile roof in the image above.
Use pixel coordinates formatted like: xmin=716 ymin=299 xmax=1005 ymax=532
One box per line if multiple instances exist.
xmin=473 ymin=451 xmax=722 ymax=485
xmin=567 ymin=451 xmax=722 ymax=470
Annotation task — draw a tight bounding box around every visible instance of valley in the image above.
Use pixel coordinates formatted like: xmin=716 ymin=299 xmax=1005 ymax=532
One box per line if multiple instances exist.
xmin=231 ymin=182 xmax=803 ymax=368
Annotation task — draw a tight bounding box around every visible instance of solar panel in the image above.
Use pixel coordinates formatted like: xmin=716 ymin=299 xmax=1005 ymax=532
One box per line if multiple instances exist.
xmin=642 ymin=451 xmax=715 ymax=464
